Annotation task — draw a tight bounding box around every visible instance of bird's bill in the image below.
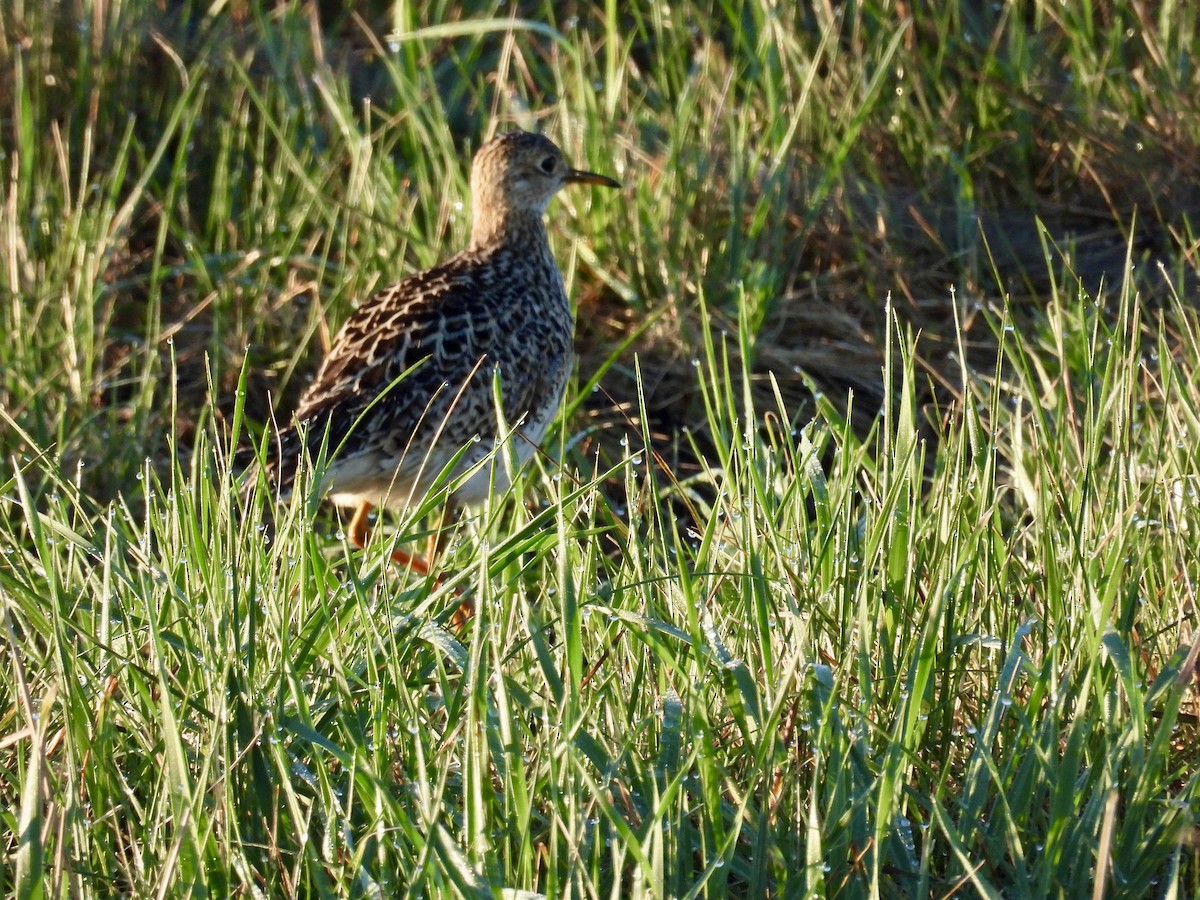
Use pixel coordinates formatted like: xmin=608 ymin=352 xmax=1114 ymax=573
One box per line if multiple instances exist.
xmin=565 ymin=168 xmax=621 ymax=189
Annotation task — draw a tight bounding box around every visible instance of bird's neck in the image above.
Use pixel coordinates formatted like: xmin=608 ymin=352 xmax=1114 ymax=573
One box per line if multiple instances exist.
xmin=468 ymin=207 xmax=549 ymax=253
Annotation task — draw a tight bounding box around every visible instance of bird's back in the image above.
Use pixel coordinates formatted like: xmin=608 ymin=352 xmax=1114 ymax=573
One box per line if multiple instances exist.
xmin=263 ymin=238 xmax=574 ymax=508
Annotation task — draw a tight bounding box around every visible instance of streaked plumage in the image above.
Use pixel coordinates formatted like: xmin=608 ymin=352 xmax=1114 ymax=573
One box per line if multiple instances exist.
xmin=253 ymin=131 xmax=619 ymax=541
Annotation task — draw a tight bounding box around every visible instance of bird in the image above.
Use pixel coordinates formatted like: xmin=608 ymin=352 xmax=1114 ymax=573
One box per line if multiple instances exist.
xmin=247 ymin=130 xmax=620 ymax=577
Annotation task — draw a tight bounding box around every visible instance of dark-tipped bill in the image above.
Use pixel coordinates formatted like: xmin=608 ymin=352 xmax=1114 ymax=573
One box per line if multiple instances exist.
xmin=565 ymin=168 xmax=621 ymax=189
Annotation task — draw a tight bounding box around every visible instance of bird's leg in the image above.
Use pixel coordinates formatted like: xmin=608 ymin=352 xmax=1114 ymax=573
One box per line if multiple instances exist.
xmin=347 ymin=500 xmax=373 ymax=549
xmin=346 ymin=501 xmax=471 ymax=626
xmin=347 ymin=500 xmax=431 ymax=576
xmin=390 ymin=543 xmax=431 ymax=575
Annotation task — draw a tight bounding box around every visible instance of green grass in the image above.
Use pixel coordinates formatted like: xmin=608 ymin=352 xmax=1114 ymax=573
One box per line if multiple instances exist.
xmin=3 ymin=1 xmax=1200 ymax=896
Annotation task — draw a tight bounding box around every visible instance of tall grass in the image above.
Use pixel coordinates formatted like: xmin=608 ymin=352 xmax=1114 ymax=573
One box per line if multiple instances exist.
xmin=3 ymin=1 xmax=1199 ymax=896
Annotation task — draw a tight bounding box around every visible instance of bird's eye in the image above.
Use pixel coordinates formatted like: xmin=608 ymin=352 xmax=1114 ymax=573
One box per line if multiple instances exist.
xmin=538 ymin=155 xmax=557 ymax=174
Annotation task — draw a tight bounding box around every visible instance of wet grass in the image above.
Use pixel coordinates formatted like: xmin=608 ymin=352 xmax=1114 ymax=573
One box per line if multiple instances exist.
xmin=2 ymin=1 xmax=1200 ymax=896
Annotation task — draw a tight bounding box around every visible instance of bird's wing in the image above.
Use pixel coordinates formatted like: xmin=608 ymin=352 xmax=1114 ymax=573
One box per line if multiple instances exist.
xmin=291 ymin=257 xmax=504 ymax=459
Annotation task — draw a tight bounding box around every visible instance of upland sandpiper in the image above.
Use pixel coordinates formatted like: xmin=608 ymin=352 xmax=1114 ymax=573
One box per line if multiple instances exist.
xmin=251 ymin=130 xmax=619 ymax=574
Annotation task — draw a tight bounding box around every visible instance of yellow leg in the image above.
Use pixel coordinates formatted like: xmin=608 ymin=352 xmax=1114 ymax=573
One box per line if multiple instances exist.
xmin=347 ymin=501 xmax=372 ymax=549
xmin=347 ymin=500 xmax=474 ymax=627
xmin=347 ymin=500 xmax=431 ymax=576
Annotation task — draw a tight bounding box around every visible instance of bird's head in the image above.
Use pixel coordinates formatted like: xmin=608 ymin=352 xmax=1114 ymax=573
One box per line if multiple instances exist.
xmin=469 ymin=130 xmax=619 ymax=247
